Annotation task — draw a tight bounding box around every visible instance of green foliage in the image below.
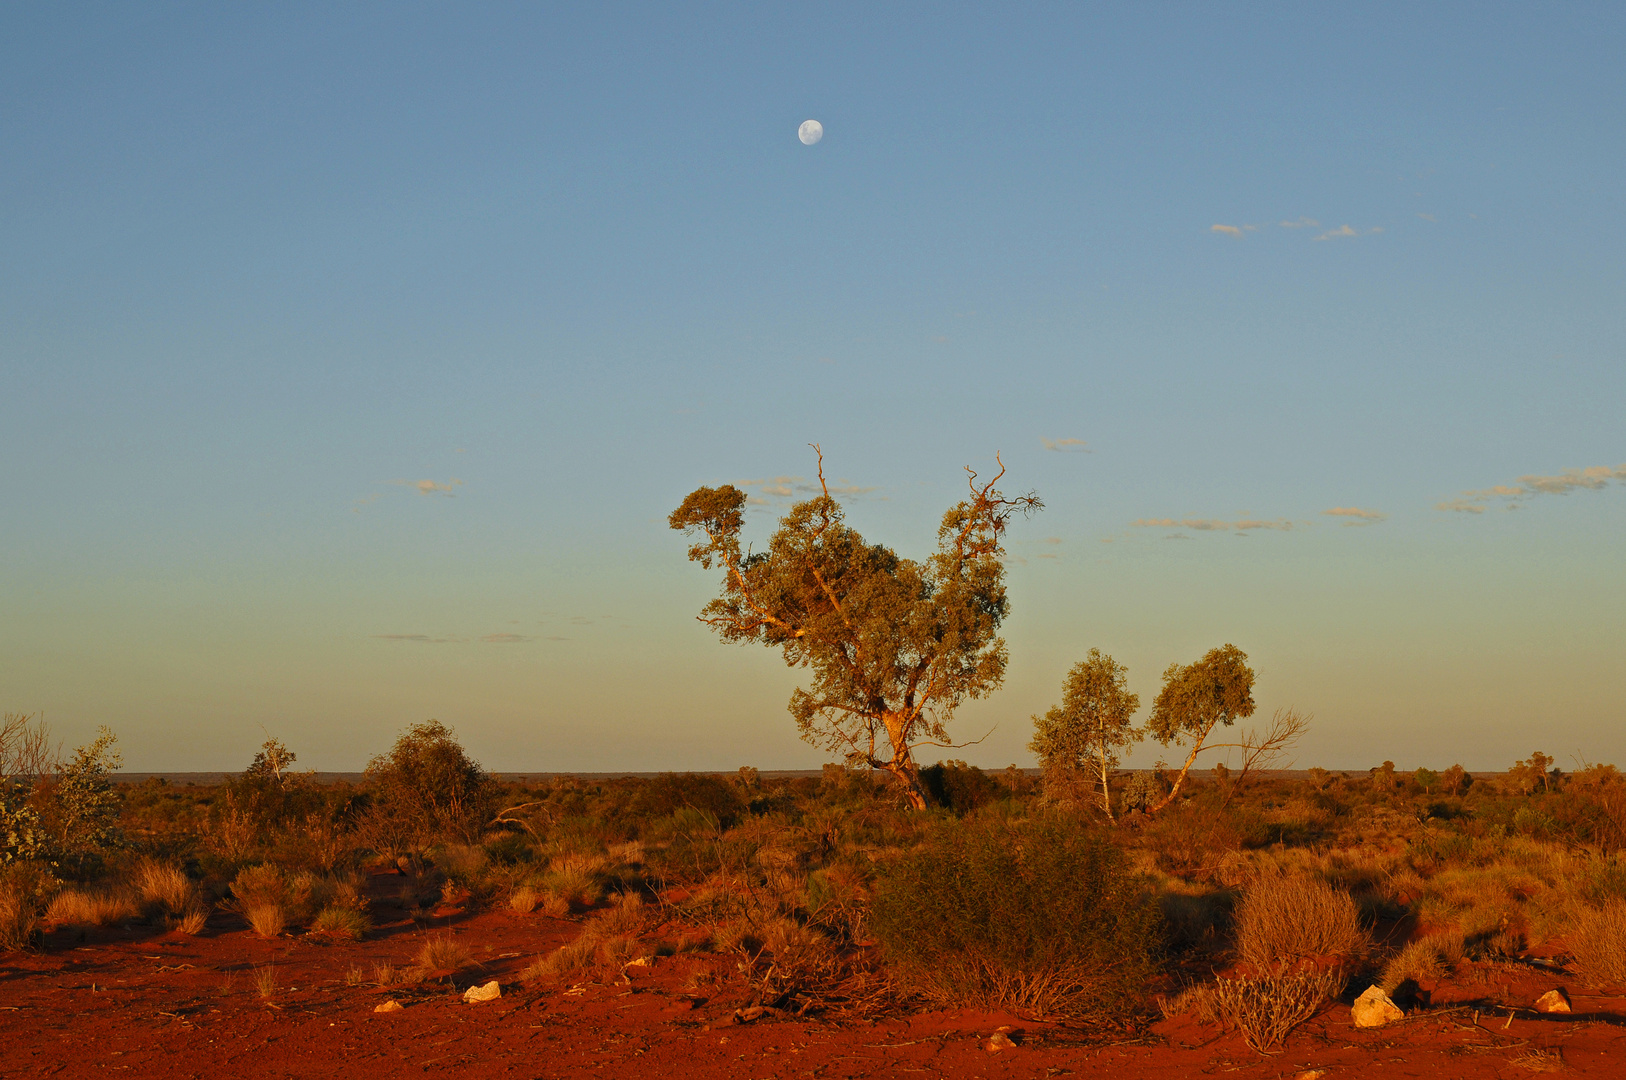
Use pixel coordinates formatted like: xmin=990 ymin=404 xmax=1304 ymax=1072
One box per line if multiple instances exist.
xmin=919 ymin=760 xmax=1002 ymax=814
xmin=628 ymin=773 xmax=746 ymax=829
xmin=359 ymin=721 xmax=494 ymax=852
xmin=1147 ymin=644 xmax=1255 ymax=746
xmin=45 ymin=728 xmax=125 ymax=874
xmin=870 ymin=813 xmax=1163 ymax=1019
xmin=670 ymin=456 xmax=1040 ymax=808
xmin=1029 ymin=650 xmax=1141 ymax=816
xmin=0 ymin=780 xmax=49 ymax=866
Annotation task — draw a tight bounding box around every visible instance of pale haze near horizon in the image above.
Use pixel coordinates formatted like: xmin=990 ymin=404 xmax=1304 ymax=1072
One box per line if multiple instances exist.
xmin=2 ymin=4 xmax=1622 ymax=775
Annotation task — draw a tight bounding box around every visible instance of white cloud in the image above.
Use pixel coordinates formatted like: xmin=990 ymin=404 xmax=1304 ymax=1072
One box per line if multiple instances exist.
xmin=736 ymin=475 xmax=879 ymax=500
xmin=1313 ymin=224 xmax=1383 ymax=241
xmin=1130 ymin=517 xmax=1293 ymax=532
xmin=1322 ymin=507 xmax=1388 ymax=526
xmin=389 ymin=478 xmax=464 ymax=496
xmin=1211 ymin=224 xmax=1245 ymax=237
xmin=1040 ymin=437 xmax=1091 ymax=453
xmin=1438 ymin=464 xmax=1626 ymax=513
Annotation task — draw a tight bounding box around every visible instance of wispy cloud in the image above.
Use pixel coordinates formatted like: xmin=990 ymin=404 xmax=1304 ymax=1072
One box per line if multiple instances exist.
xmin=374 ymin=633 xmax=462 ymax=644
xmin=1322 ymin=507 xmax=1388 ymax=526
xmin=480 ymin=633 xmax=532 ymax=644
xmin=1437 ymin=464 xmax=1626 ymax=513
xmin=736 ymin=475 xmax=879 ymax=502
xmin=1313 ymin=224 xmax=1383 ymax=241
xmin=1211 ymin=224 xmax=1246 ymax=237
xmin=1131 ymin=517 xmax=1294 ymax=533
xmin=1040 ymin=437 xmax=1091 ymax=453
xmin=388 ymin=478 xmax=464 ymax=496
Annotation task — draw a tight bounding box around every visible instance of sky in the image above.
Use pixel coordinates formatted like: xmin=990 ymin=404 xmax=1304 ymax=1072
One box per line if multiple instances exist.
xmin=2 ymin=3 xmax=1623 ymax=775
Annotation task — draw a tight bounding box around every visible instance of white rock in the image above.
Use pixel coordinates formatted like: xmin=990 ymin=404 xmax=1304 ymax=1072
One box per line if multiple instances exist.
xmin=374 ymin=999 xmax=404 ymax=1013
xmin=1351 ymin=984 xmax=1404 ymax=1028
xmin=985 ymin=1032 xmax=1016 ymax=1052
xmin=1534 ymin=988 xmax=1571 ymax=1013
xmin=462 ymin=980 xmax=502 ymax=1003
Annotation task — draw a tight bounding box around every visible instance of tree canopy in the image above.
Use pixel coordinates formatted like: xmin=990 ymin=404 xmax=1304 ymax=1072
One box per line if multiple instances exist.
xmin=1029 ymin=649 xmax=1141 ymax=820
xmin=1144 ymin=643 xmax=1256 ymax=812
xmin=669 ymin=449 xmax=1040 ymax=809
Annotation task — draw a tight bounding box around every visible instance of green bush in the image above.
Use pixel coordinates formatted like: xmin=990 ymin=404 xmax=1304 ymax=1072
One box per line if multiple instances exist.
xmin=870 ymin=812 xmax=1162 ymax=1020
xmin=628 ymin=773 xmax=745 ymax=829
xmin=919 ymin=760 xmax=1002 ymax=814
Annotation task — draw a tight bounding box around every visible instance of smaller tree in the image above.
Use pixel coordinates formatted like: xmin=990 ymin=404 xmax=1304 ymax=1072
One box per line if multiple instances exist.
xmin=46 ymin=727 xmax=124 ymax=874
xmin=1028 ymin=650 xmax=1141 ymax=821
xmin=361 ymin=721 xmax=494 ymax=853
xmin=1440 ymin=764 xmax=1472 ymax=798
xmin=1144 ymin=644 xmax=1256 ymax=813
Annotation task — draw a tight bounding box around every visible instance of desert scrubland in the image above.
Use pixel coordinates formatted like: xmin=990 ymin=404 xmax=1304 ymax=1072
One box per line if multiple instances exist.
xmin=3 ymin=712 xmax=1626 ymax=1078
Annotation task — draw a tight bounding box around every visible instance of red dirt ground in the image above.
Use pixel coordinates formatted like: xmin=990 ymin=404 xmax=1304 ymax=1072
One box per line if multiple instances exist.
xmin=4 ymin=875 xmax=1624 ymax=1078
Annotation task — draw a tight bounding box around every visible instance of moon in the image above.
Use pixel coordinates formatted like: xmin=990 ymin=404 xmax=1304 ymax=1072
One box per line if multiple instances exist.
xmin=798 ymin=119 xmax=823 ymax=145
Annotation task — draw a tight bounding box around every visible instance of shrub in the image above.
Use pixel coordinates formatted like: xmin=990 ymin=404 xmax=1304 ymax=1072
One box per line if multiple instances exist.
xmin=508 ymin=886 xmax=539 ymax=913
xmin=245 ymin=903 xmax=286 ymax=938
xmin=415 ymin=931 xmax=473 ymax=972
xmin=919 ymin=760 xmax=1003 ymax=814
xmin=359 ymin=721 xmax=496 ymax=852
xmin=1569 ymin=899 xmax=1626 ymax=988
xmin=1234 ymin=871 xmax=1365 ymax=973
xmin=170 ymin=906 xmax=209 ymax=935
xmin=1170 ymin=969 xmax=1342 ymax=1053
xmin=45 ymin=888 xmax=138 ymax=928
xmin=869 ymin=813 xmax=1163 ymax=1020
xmin=133 ymin=859 xmax=195 ymax=916
xmin=628 ymin=773 xmax=745 ymax=829
xmin=309 ymin=905 xmax=370 ymax=939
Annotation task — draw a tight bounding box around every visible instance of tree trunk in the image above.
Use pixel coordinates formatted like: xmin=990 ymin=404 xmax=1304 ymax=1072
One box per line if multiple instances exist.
xmin=1095 ymin=744 xmax=1116 ymax=823
xmin=1147 ymin=720 xmax=1218 ymax=815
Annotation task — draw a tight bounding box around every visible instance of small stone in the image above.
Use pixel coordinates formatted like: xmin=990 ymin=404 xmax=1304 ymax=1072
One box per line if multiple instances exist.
xmin=1534 ymin=989 xmax=1571 ymax=1013
xmin=625 ymin=955 xmax=654 ymax=967
xmin=1295 ymin=1071 xmax=1328 ymax=1080
xmin=373 ymin=999 xmax=404 ymax=1013
xmin=985 ymin=1032 xmax=1016 ymax=1052
xmin=1351 ymin=984 xmax=1405 ymax=1028
xmin=462 ymin=980 xmax=502 ymax=1004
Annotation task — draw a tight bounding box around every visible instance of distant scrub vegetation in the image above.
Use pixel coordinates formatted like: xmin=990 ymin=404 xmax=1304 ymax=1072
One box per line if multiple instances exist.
xmin=4 ymin=707 xmax=1626 ymax=1035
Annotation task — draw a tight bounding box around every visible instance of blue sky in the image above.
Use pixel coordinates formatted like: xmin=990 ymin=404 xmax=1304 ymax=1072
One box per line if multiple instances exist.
xmin=3 ymin=3 xmax=1622 ymax=773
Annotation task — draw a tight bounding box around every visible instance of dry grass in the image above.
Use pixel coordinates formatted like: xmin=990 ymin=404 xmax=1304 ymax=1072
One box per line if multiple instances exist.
xmin=45 ymin=889 xmax=139 ymax=928
xmin=1235 ymin=871 xmax=1366 ymax=972
xmin=540 ymin=891 xmax=571 ymax=918
xmin=1568 ymin=899 xmax=1626 ymax=988
xmin=309 ymin=904 xmax=370 ymax=940
xmin=1169 ymin=969 xmax=1343 ymax=1053
xmin=169 ymin=906 xmax=210 ymax=935
xmin=245 ymin=903 xmax=287 ymax=938
xmin=0 ymin=885 xmax=36 ymax=950
xmin=253 ymin=963 xmax=277 ymax=1000
xmin=133 ymin=859 xmax=195 ymax=915
xmin=508 ymin=886 xmax=539 ymax=913
xmin=415 ymin=931 xmax=474 ymax=972
xmin=1381 ymin=930 xmax=1463 ymax=993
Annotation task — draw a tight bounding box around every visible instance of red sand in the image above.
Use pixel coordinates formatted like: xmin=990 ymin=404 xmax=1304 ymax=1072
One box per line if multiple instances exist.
xmin=4 ymin=886 xmax=1623 ymax=1078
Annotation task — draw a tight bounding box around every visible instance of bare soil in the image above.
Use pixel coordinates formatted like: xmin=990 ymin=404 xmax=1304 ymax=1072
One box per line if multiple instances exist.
xmin=4 ymin=872 xmax=1624 ymax=1078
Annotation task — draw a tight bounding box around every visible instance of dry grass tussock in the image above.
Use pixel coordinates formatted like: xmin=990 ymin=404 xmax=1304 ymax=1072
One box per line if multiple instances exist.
xmin=309 ymin=905 xmax=370 ymax=939
xmin=0 ymin=885 xmax=37 ymax=950
xmin=245 ymin=903 xmax=287 ymax=938
xmin=133 ymin=859 xmax=194 ymax=914
xmin=531 ymin=895 xmax=649 ymax=978
xmin=46 ymin=889 xmax=139 ymax=928
xmin=415 ymin=931 xmax=474 ymax=972
xmin=508 ymin=885 xmax=539 ymax=913
xmin=1235 ymin=871 xmax=1366 ymax=972
xmin=1165 ymin=969 xmax=1343 ymax=1053
xmin=1381 ymin=931 xmax=1464 ymax=993
xmin=1567 ymin=899 xmax=1626 ymax=988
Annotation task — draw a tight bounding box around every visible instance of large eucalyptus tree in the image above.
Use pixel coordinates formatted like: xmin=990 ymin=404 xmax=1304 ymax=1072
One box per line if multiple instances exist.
xmin=669 ymin=449 xmax=1040 ymax=810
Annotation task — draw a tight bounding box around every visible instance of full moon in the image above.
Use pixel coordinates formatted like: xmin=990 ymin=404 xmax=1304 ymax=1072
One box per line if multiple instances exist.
xmin=798 ymin=119 xmax=823 ymax=145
